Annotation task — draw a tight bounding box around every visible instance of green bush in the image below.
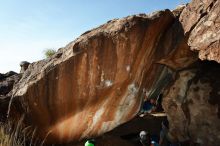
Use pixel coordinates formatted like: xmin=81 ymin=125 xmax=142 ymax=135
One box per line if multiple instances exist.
xmin=44 ymin=49 xmax=56 ymax=58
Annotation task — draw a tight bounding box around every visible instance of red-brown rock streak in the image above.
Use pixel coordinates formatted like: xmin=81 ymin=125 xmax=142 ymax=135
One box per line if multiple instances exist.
xmin=12 ymin=10 xmax=178 ymax=143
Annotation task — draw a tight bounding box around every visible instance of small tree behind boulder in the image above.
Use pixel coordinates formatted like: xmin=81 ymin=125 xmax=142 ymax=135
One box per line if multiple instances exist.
xmin=44 ymin=49 xmax=56 ymax=58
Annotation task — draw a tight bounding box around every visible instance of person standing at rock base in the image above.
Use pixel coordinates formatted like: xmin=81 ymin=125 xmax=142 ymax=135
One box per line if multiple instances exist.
xmin=139 ymin=131 xmax=152 ymax=146
xmin=85 ymin=139 xmax=96 ymax=146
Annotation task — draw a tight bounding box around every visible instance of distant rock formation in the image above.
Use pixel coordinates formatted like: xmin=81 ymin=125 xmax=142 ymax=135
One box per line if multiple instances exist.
xmin=0 ymin=71 xmax=20 ymax=122
xmin=19 ymin=61 xmax=30 ymax=73
xmin=0 ymin=71 xmax=19 ymax=95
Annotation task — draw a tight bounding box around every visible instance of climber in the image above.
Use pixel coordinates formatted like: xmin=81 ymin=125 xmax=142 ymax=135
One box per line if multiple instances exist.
xmin=148 ymin=71 xmax=173 ymax=101
xmin=139 ymin=98 xmax=157 ymax=117
xmin=85 ymin=139 xmax=96 ymax=146
xmin=140 ymin=71 xmax=173 ymax=117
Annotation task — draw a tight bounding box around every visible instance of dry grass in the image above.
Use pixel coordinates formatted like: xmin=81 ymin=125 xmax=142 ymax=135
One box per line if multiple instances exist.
xmin=0 ymin=116 xmax=28 ymax=146
xmin=0 ymin=123 xmax=25 ymax=146
xmin=0 ymin=125 xmax=11 ymax=146
xmin=0 ymin=118 xmax=48 ymax=146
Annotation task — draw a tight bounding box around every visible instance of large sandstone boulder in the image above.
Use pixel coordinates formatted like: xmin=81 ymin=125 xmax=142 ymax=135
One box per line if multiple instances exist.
xmin=6 ymin=0 xmax=219 ymax=145
xmin=11 ymin=10 xmax=186 ymax=144
xmin=163 ymin=61 xmax=220 ymax=146
xmin=160 ymin=1 xmax=220 ymax=145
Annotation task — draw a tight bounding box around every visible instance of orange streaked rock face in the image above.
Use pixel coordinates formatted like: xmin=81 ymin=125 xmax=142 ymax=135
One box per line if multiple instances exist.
xmin=3 ymin=0 xmax=219 ymax=145
xmin=11 ymin=10 xmax=184 ymax=144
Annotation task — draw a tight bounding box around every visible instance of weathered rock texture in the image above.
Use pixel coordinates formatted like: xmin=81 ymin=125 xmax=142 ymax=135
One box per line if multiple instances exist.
xmin=160 ymin=1 xmax=220 ymax=146
xmin=0 ymin=71 xmax=20 ymax=96
xmin=11 ymin=10 xmax=186 ymax=144
xmin=160 ymin=0 xmax=220 ymax=146
xmin=5 ymin=0 xmax=219 ymax=145
xmin=163 ymin=61 xmax=220 ymax=145
xmin=0 ymin=71 xmax=20 ymax=122
xmin=20 ymin=61 xmax=30 ymax=73
xmin=180 ymin=0 xmax=220 ymax=63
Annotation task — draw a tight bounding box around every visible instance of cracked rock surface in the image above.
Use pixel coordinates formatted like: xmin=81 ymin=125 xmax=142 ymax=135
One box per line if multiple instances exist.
xmin=11 ymin=10 xmax=180 ymax=144
xmin=2 ymin=0 xmax=219 ymax=145
xmin=163 ymin=61 xmax=220 ymax=146
xmin=180 ymin=0 xmax=220 ymax=63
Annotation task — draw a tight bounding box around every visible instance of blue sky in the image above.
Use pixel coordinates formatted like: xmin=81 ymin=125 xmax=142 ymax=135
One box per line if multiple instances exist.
xmin=0 ymin=0 xmax=190 ymax=73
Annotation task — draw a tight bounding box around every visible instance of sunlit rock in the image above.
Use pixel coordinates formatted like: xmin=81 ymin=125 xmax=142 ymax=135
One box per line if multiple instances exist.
xmin=11 ymin=10 xmax=182 ymax=144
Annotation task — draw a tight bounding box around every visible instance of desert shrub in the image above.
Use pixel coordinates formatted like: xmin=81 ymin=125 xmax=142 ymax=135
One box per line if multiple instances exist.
xmin=44 ymin=49 xmax=56 ymax=58
xmin=0 ymin=125 xmax=11 ymax=146
xmin=0 ymin=124 xmax=23 ymax=146
xmin=0 ymin=117 xmax=30 ymax=146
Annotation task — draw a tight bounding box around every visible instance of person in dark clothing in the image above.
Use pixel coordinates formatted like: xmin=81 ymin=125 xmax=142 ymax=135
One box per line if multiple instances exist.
xmin=159 ymin=119 xmax=171 ymax=146
xmin=140 ymin=131 xmax=151 ymax=146
xmin=143 ymin=99 xmax=156 ymax=112
xmin=85 ymin=139 xmax=96 ymax=146
xmin=159 ymin=119 xmax=182 ymax=146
